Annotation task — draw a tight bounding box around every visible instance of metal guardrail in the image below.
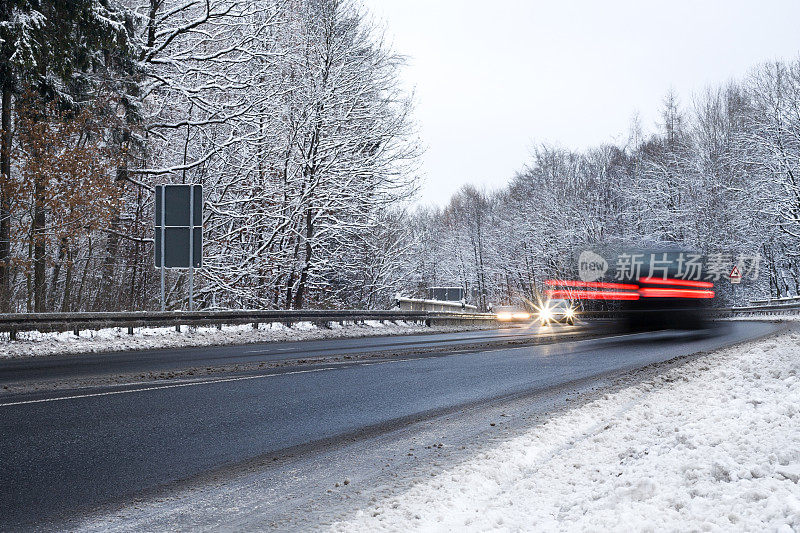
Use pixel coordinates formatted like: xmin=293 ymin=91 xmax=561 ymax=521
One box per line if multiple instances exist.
xmin=582 ymin=305 xmax=800 ymax=318
xmin=396 ymin=297 xmax=478 ymax=313
xmin=1 ymin=301 xmax=794 ymax=340
xmin=0 ymin=309 xmax=498 ymax=339
xmin=729 ymin=302 xmax=800 ymax=316
xmin=572 ymin=308 xmax=734 ymax=320
xmin=748 ymin=296 xmax=800 ymax=306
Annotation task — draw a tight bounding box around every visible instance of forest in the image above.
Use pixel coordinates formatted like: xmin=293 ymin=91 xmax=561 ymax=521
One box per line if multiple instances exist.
xmin=408 ymin=74 xmax=800 ymax=309
xmin=0 ymin=0 xmax=419 ymax=312
xmin=1 ymin=0 xmax=798 ymax=313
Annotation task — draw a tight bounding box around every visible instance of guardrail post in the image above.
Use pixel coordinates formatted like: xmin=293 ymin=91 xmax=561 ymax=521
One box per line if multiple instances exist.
xmin=252 ymin=322 xmax=259 ymax=330
xmin=73 ymin=327 xmax=79 ymax=337
xmin=127 ymin=326 xmax=134 ymax=335
xmin=9 ymin=329 xmax=16 ymax=341
xmin=175 ymin=325 xmax=181 ymax=333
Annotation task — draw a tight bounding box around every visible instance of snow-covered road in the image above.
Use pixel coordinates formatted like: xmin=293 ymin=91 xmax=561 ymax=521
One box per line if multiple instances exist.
xmin=334 ymin=329 xmax=800 ymax=531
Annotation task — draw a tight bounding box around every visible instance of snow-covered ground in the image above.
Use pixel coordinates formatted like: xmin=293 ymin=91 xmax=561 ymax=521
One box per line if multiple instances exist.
xmin=333 ymin=330 xmax=800 ymax=532
xmin=0 ymin=321 xmax=491 ymax=358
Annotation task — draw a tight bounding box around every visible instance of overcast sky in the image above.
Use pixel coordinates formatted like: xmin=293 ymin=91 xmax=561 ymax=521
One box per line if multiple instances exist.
xmin=361 ymin=0 xmax=800 ymax=207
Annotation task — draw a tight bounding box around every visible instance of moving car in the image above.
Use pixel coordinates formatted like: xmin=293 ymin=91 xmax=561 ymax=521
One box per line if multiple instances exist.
xmin=544 ymin=249 xmax=716 ymax=331
xmin=494 ymin=305 xmax=532 ymax=322
xmin=538 ymin=299 xmax=576 ymax=325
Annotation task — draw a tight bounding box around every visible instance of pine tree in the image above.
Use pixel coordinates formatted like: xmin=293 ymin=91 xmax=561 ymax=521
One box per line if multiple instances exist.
xmin=0 ymin=0 xmax=138 ymax=311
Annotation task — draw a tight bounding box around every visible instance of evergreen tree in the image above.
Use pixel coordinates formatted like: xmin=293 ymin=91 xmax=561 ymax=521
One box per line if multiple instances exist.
xmin=0 ymin=0 xmax=138 ymax=311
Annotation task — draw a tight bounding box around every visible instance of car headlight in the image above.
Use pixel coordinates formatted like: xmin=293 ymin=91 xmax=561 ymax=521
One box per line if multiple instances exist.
xmin=565 ymin=308 xmax=575 ymax=318
xmin=539 ymin=308 xmax=552 ymax=321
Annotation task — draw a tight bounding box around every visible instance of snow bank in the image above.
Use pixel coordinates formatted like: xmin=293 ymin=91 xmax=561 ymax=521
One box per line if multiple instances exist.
xmin=334 ymin=331 xmax=800 ymax=531
xmin=0 ymin=321 xmax=489 ymax=358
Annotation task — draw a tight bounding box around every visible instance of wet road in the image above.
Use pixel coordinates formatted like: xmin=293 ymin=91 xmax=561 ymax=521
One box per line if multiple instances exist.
xmin=0 ymin=320 xmax=779 ymax=529
xmin=0 ymin=323 xmax=588 ymax=386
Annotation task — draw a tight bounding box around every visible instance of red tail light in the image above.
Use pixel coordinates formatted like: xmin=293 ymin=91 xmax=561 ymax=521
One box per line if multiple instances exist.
xmin=638 ymin=276 xmax=714 ymax=288
xmin=544 ymin=278 xmax=715 ymax=301
xmin=544 ymin=279 xmax=639 ymax=290
xmin=545 ymin=289 xmax=640 ymax=301
xmin=638 ymin=288 xmax=715 ymax=299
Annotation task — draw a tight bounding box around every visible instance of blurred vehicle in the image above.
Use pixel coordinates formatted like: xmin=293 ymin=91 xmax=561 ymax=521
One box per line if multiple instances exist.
xmin=494 ymin=305 xmax=532 ymax=322
xmin=538 ymin=299 xmax=576 ymax=325
xmin=545 ymin=249 xmax=717 ymax=331
xmin=621 ymin=249 xmax=715 ymax=331
xmin=621 ymin=276 xmax=712 ymax=331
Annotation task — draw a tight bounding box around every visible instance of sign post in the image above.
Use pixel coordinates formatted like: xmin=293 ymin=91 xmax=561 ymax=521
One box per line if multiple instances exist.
xmin=160 ymin=188 xmax=166 ymax=311
xmin=155 ymin=184 xmax=203 ymax=311
xmin=189 ymin=185 xmax=195 ymax=311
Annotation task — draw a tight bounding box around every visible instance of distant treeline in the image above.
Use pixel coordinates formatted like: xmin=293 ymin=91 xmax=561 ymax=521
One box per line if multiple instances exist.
xmin=396 ymin=61 xmax=800 ymax=308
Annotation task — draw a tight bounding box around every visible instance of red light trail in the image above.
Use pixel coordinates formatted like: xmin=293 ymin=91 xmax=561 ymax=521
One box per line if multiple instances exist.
xmin=544 ymin=278 xmax=716 ymax=300
xmin=638 ymin=276 xmax=714 ymax=289
xmin=544 ymin=289 xmax=640 ymax=301
xmin=544 ymin=279 xmax=639 ymax=290
xmin=638 ymin=288 xmax=715 ymax=299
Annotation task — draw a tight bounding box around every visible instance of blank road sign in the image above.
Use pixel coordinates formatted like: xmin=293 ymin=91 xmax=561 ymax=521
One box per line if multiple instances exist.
xmin=428 ymin=287 xmax=464 ymax=302
xmin=155 ymin=185 xmax=202 ymax=227
xmin=155 ymin=227 xmax=202 ymax=268
xmin=155 ymin=184 xmax=202 ymax=268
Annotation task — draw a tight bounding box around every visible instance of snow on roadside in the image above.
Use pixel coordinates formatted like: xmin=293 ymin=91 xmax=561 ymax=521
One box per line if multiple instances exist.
xmin=333 ymin=331 xmax=800 ymax=532
xmin=0 ymin=321 xmax=491 ymax=359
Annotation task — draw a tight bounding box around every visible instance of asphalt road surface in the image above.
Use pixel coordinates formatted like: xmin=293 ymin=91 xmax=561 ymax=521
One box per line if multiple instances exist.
xmin=0 ymin=323 xmax=590 ymax=386
xmin=0 ymin=320 xmax=779 ymax=529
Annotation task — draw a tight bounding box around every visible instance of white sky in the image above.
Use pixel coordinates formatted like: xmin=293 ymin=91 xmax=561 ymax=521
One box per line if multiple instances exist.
xmin=362 ymin=0 xmax=800 ymax=207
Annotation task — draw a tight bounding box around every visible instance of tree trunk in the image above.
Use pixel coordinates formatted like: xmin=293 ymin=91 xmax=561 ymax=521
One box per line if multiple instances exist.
xmin=50 ymin=235 xmax=67 ymax=308
xmin=26 ymin=233 xmax=32 ymax=312
xmin=129 ymin=239 xmax=139 ymax=311
xmin=0 ymin=87 xmax=11 ymax=312
xmin=293 ymin=208 xmax=313 ymax=309
xmin=61 ymin=244 xmax=72 ymax=312
xmin=33 ymin=172 xmax=47 ymax=312
xmin=98 ymin=214 xmax=120 ymax=309
xmin=76 ymin=236 xmax=93 ymax=311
